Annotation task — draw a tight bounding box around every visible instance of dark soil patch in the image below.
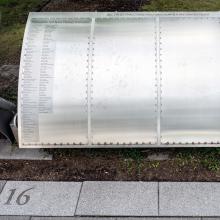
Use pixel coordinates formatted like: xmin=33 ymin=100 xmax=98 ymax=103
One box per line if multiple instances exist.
xmin=0 ymin=148 xmax=219 ymax=181
xmin=0 ymin=154 xmax=219 ymax=181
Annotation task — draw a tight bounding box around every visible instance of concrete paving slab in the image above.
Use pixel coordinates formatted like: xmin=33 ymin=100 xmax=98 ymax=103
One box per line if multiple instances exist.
xmin=31 ymin=218 xmax=202 ymax=220
xmin=30 ymin=218 xmax=203 ymax=220
xmin=31 ymin=218 xmax=76 ymax=220
xmin=0 ymin=217 xmax=30 ymax=220
xmin=115 ymin=218 xmax=201 ymax=220
xmin=0 ymin=140 xmax=52 ymax=160
xmin=0 ymin=181 xmax=82 ymax=216
xmin=203 ymin=218 xmax=220 ymax=220
xmin=32 ymin=218 xmax=116 ymax=220
xmin=76 ymin=181 xmax=158 ymax=216
xmin=159 ymin=182 xmax=220 ymax=216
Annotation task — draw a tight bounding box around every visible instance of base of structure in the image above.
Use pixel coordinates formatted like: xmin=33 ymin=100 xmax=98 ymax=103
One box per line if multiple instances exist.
xmin=0 ymin=139 xmax=52 ymax=160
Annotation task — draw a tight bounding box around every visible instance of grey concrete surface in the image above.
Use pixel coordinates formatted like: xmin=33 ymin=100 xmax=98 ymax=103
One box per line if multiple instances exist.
xmin=159 ymin=182 xmax=220 ymax=216
xmin=0 ymin=181 xmax=220 ymax=218
xmin=147 ymin=153 xmax=170 ymax=161
xmin=31 ymin=218 xmax=116 ymax=220
xmin=30 ymin=218 xmax=203 ymax=220
xmin=202 ymin=218 xmax=220 ymax=220
xmin=31 ymin=218 xmax=76 ymax=220
xmin=0 ymin=140 xmax=52 ymax=160
xmin=0 ymin=216 xmax=217 ymax=219
xmin=0 ymin=181 xmax=82 ymax=216
xmin=115 ymin=218 xmax=201 ymax=220
xmin=76 ymin=181 xmax=158 ymax=216
xmin=0 ymin=217 xmax=30 ymax=220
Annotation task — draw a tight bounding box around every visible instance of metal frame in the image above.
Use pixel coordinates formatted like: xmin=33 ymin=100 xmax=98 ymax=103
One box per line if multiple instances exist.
xmin=0 ymin=97 xmax=16 ymax=143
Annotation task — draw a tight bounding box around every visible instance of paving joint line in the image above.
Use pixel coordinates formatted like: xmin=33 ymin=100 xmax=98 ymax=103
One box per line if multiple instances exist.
xmin=0 ymin=180 xmax=7 ymax=194
xmin=74 ymin=182 xmax=84 ymax=216
xmin=158 ymin=182 xmax=160 ymax=216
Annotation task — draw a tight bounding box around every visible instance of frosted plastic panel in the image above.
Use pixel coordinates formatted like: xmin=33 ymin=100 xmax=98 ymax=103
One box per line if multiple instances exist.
xmin=161 ymin=17 xmax=220 ymax=144
xmin=91 ymin=18 xmax=157 ymax=144
xmin=18 ymin=12 xmax=220 ymax=148
xmin=18 ymin=15 xmax=90 ymax=147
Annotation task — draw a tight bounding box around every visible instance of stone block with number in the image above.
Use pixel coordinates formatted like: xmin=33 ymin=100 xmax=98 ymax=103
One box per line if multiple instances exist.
xmin=0 ymin=181 xmax=81 ymax=216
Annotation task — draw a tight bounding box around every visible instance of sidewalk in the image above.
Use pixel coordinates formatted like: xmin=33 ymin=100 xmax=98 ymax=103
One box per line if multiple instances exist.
xmin=0 ymin=181 xmax=220 ymax=218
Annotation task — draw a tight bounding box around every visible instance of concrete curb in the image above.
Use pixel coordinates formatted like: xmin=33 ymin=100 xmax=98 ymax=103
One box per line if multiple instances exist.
xmin=0 ymin=140 xmax=52 ymax=160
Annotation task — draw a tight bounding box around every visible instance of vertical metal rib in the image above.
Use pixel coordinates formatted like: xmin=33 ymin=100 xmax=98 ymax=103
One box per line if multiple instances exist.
xmin=156 ymin=16 xmax=161 ymax=145
xmin=87 ymin=18 xmax=95 ymax=145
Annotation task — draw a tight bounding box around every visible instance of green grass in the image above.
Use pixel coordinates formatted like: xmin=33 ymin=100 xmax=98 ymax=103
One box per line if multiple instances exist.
xmin=0 ymin=0 xmax=48 ymax=27
xmin=141 ymin=0 xmax=220 ymax=11
xmin=0 ymin=0 xmax=48 ymax=66
xmin=176 ymin=148 xmax=220 ymax=171
xmin=0 ymin=24 xmax=24 ymax=66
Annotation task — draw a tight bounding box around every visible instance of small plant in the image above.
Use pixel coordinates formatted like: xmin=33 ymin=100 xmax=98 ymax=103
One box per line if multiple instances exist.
xmin=149 ymin=161 xmax=160 ymax=169
xmin=120 ymin=149 xmax=144 ymax=176
xmin=123 ymin=158 xmax=134 ymax=175
xmin=176 ymin=148 xmax=220 ymax=171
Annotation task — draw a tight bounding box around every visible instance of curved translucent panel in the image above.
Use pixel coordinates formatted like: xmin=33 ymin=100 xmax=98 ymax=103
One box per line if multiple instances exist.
xmin=161 ymin=17 xmax=220 ymax=144
xmin=91 ymin=18 xmax=157 ymax=144
xmin=18 ymin=15 xmax=90 ymax=146
xmin=18 ymin=12 xmax=220 ymax=148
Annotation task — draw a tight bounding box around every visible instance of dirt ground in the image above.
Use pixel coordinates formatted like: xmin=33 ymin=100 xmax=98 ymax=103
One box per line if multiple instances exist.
xmin=0 ymin=152 xmax=219 ymax=182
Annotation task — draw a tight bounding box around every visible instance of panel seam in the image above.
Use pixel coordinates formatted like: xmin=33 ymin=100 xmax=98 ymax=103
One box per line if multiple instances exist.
xmin=0 ymin=181 xmax=7 ymax=195
xmin=87 ymin=18 xmax=95 ymax=146
xmin=158 ymin=182 xmax=160 ymax=216
xmin=156 ymin=16 xmax=161 ymax=145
